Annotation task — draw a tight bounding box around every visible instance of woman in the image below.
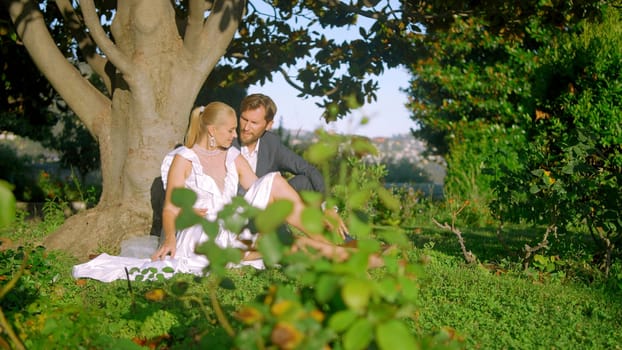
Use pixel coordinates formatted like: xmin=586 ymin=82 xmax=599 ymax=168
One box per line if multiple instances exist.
xmin=73 ymin=102 xmax=379 ymax=282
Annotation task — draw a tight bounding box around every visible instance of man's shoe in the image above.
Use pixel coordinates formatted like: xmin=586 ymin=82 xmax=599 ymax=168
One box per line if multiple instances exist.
xmin=342 ymin=233 xmax=357 ymax=248
xmin=344 ymin=233 xmax=355 ymax=243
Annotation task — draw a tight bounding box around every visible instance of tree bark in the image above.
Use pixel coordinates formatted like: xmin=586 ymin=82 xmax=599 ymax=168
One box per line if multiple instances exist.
xmin=6 ymin=0 xmax=242 ymax=261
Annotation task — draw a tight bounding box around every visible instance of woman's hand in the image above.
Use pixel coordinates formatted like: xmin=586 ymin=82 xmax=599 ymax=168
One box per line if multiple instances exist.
xmin=151 ymin=238 xmax=176 ymax=261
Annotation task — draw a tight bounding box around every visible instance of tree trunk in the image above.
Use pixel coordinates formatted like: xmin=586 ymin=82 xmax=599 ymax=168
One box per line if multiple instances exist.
xmin=45 ymin=92 xmax=189 ymax=261
xmin=4 ymin=0 xmax=244 ymax=261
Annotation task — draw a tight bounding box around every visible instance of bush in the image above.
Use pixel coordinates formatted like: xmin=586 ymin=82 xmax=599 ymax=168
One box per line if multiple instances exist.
xmin=491 ymin=9 xmax=622 ymax=273
xmin=444 ymin=121 xmax=525 ymax=227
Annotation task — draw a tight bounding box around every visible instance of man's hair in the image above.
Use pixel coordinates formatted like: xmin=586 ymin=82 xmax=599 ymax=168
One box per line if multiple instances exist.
xmin=240 ymin=93 xmax=277 ymax=123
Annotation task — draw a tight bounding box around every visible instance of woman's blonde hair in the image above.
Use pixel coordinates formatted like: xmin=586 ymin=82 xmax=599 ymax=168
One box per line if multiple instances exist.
xmin=184 ymin=102 xmax=236 ymax=147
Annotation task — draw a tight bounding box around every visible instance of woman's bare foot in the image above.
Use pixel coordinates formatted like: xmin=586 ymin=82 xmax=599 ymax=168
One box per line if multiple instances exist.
xmin=242 ymin=250 xmax=262 ymax=261
xmin=293 ymin=236 xmax=393 ymax=269
xmin=367 ymin=253 xmax=385 ymax=268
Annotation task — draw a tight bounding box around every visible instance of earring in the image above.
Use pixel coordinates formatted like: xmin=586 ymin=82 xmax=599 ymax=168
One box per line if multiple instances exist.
xmin=209 ymin=135 xmax=216 ymax=148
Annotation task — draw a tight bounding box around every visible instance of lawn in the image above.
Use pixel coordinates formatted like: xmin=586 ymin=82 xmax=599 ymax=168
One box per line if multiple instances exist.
xmin=1 ymin=207 xmax=621 ymax=349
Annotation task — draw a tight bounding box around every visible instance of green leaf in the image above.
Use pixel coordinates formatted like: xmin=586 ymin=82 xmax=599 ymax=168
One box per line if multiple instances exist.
xmin=41 ymin=318 xmax=58 ymax=334
xmin=315 ymin=274 xmax=340 ymax=303
xmin=171 ymin=188 xmax=197 ymax=208
xmin=376 ymin=278 xmax=399 ymax=302
xmin=347 ymin=191 xmax=371 ymax=210
xmin=351 ymin=137 xmax=378 ymax=156
xmin=301 ymin=207 xmax=324 ymax=235
xmin=534 ymin=254 xmax=546 ymax=265
xmin=343 ymin=318 xmax=373 ymax=350
xmin=300 ymin=190 xmax=323 ymax=207
xmin=196 ymin=242 xmax=241 ymax=277
xmin=219 ymin=277 xmax=236 ymax=290
xmin=175 ymin=207 xmax=202 ymax=230
xmin=257 ymin=232 xmax=285 ymax=267
xmin=377 ymin=187 xmax=400 ymax=211
xmin=221 ymin=211 xmax=249 ymax=234
xmin=397 ymin=276 xmax=420 ymax=303
xmin=561 ymin=163 xmax=575 ymax=175
xmin=328 ymin=310 xmax=358 ymax=332
xmin=201 ymin=220 xmax=221 ymax=240
xmin=347 ymin=214 xmax=372 ymax=239
xmin=367 ymin=303 xmax=397 ymax=323
xmin=376 ymin=319 xmax=419 ymax=350
xmin=376 ymin=228 xmax=409 ymax=247
xmin=100 ymin=338 xmax=145 ymax=350
xmin=307 ymin=142 xmax=337 ymax=164
xmin=255 ymin=200 xmax=293 ymax=233
xmin=171 ymin=281 xmax=190 ymax=296
xmin=0 ymin=180 xmax=16 ymax=228
xmin=342 ymin=278 xmax=372 ymax=312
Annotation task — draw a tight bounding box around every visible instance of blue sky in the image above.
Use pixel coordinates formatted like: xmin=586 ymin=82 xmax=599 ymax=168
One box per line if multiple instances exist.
xmin=245 ymin=1 xmax=414 ymax=138
xmin=247 ymin=66 xmax=414 ymax=138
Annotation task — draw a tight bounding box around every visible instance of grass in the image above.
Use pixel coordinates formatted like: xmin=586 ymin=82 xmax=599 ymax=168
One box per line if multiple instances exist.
xmin=1 ymin=208 xmax=621 ymax=349
xmin=413 ymin=250 xmax=622 ymax=349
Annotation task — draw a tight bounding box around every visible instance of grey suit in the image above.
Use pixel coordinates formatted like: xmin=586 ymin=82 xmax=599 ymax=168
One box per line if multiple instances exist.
xmin=233 ymin=131 xmax=325 ymax=194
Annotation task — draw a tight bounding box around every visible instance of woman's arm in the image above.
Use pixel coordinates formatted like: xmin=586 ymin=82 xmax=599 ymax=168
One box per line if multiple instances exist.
xmin=235 ymin=154 xmax=259 ymax=191
xmin=152 ymin=155 xmax=191 ymax=261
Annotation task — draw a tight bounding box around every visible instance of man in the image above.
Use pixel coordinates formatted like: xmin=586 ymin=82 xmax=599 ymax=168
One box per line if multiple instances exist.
xmin=234 ymin=94 xmax=324 ymax=193
xmin=233 ymin=93 xmax=352 ymax=241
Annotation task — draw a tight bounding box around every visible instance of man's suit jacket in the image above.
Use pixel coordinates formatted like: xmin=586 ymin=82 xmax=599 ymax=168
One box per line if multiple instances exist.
xmin=233 ymin=131 xmax=325 ymax=193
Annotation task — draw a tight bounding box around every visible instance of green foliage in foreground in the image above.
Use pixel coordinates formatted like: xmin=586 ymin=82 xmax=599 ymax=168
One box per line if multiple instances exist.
xmin=0 ymin=179 xmax=16 ymax=228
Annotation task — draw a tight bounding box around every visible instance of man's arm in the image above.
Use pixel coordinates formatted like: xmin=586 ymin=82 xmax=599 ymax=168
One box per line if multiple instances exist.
xmin=264 ymin=132 xmax=325 ymax=193
xmin=261 ymin=132 xmax=350 ymax=239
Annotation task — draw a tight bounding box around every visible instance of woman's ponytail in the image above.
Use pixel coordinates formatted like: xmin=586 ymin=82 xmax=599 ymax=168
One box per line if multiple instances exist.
xmin=184 ymin=106 xmax=204 ymax=147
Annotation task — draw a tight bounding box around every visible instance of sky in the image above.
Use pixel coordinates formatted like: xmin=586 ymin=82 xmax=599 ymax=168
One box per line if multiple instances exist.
xmin=247 ymin=66 xmax=414 ymax=138
xmin=245 ymin=1 xmax=414 ymax=138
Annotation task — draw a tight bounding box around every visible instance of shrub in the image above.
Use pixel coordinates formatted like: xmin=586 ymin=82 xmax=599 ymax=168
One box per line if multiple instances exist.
xmin=491 ymin=9 xmax=622 ymax=273
xmin=444 ymin=121 xmax=525 ymax=227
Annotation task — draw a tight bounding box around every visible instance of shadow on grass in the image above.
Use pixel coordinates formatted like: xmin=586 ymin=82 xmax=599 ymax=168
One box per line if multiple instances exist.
xmin=406 ymin=224 xmax=598 ymax=264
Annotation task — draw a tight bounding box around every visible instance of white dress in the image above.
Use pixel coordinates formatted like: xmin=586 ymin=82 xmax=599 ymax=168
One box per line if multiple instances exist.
xmin=72 ymin=146 xmax=276 ymax=282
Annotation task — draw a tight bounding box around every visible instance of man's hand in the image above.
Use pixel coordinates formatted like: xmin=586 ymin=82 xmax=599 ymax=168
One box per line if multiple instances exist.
xmin=323 ymin=207 xmax=349 ymax=240
xmin=194 ymin=207 xmax=208 ymax=217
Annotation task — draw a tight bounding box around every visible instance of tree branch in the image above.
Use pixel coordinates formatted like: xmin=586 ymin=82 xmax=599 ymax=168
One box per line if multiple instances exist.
xmin=195 ymin=0 xmax=245 ymax=72
xmin=183 ymin=0 xmax=208 ymax=51
xmin=79 ymin=0 xmax=133 ymax=79
xmin=230 ymin=52 xmax=340 ymax=97
xmin=55 ymin=0 xmax=112 ymax=94
xmin=432 ymin=216 xmax=476 ymax=264
xmin=522 ymin=224 xmax=553 ymax=270
xmin=6 ymin=0 xmax=110 ymax=135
